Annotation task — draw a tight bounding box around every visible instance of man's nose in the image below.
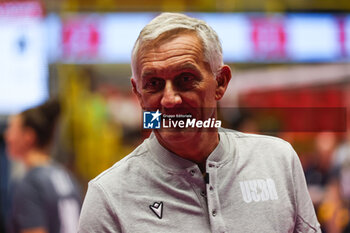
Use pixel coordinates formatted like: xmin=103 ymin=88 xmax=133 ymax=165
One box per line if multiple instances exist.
xmin=160 ymin=81 xmax=182 ymax=108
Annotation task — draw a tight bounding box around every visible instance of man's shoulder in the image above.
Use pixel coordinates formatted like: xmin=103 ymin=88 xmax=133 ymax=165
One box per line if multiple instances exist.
xmin=21 ymin=166 xmax=52 ymax=188
xmin=89 ymin=139 xmax=151 ymax=189
xmin=222 ymin=128 xmax=290 ymax=145
xmin=220 ymin=128 xmax=293 ymax=157
xmin=221 ymin=128 xmax=297 ymax=177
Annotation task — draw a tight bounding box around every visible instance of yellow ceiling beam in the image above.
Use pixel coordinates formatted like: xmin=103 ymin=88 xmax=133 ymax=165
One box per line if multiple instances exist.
xmin=53 ymin=0 xmax=350 ymax=12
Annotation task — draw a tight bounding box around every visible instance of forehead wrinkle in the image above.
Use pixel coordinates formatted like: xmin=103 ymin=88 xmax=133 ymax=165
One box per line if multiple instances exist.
xmin=139 ymin=52 xmax=203 ymax=79
xmin=141 ymin=59 xmax=200 ymax=80
xmin=142 ymin=46 xmax=202 ymax=64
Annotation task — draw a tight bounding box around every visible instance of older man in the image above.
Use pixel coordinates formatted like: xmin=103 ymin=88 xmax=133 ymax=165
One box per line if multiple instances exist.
xmin=78 ymin=13 xmax=320 ymax=233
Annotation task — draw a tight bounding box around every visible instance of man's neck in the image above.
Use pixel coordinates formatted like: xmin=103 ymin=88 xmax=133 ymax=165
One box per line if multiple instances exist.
xmin=24 ymin=149 xmax=50 ymax=169
xmin=155 ymin=130 xmax=220 ymax=172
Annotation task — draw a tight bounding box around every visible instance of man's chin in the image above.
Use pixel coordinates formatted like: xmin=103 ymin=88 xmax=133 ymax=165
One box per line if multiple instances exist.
xmin=155 ymin=128 xmax=198 ymax=143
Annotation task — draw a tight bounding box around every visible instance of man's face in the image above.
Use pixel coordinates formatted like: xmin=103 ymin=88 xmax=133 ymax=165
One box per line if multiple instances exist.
xmin=132 ymin=32 xmax=221 ymax=142
xmin=5 ymin=115 xmax=32 ymax=159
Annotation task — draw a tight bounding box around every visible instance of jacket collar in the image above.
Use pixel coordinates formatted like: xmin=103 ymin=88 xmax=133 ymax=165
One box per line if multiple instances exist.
xmin=146 ymin=128 xmax=234 ymax=172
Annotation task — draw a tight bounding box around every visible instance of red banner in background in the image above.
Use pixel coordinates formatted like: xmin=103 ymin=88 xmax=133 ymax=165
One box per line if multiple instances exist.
xmin=62 ymin=18 xmax=100 ymax=59
xmin=44 ymin=13 xmax=350 ymax=63
xmin=0 ymin=1 xmax=43 ymax=18
xmin=250 ymin=17 xmax=286 ymax=60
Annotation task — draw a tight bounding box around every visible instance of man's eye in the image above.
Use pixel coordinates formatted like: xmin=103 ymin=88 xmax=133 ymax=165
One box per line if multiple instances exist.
xmin=182 ymin=76 xmax=192 ymax=82
xmin=144 ymin=78 xmax=164 ymax=91
xmin=176 ymin=73 xmax=196 ymax=89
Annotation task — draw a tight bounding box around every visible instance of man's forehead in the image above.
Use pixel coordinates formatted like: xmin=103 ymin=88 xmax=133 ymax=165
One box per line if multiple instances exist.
xmin=137 ymin=30 xmax=202 ymax=55
xmin=140 ymin=62 xmax=200 ymax=78
xmin=8 ymin=114 xmax=22 ymax=129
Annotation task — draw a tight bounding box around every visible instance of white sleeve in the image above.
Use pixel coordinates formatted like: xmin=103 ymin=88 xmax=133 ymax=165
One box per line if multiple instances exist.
xmin=78 ymin=181 xmax=122 ymax=233
xmin=290 ymin=147 xmax=322 ymax=233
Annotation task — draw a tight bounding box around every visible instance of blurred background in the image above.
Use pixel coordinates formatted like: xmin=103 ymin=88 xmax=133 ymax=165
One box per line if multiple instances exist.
xmin=1 ymin=0 xmax=350 ymax=232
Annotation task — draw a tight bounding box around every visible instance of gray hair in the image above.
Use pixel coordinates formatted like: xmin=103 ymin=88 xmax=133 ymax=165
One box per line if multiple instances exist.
xmin=131 ymin=12 xmax=223 ymax=79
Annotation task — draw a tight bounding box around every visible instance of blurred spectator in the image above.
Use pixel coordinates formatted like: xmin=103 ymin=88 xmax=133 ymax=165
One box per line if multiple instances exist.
xmin=304 ymin=132 xmax=347 ymax=233
xmin=0 ymin=130 xmax=9 ymax=233
xmin=5 ymin=99 xmax=81 ymax=233
xmin=332 ymin=134 xmax=350 ymax=203
xmin=305 ymin=132 xmax=337 ymax=205
xmin=318 ymin=133 xmax=350 ymax=233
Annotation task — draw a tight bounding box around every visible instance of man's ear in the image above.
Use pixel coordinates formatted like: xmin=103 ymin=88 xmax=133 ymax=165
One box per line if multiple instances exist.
xmin=24 ymin=127 xmax=37 ymax=148
xmin=131 ymin=77 xmax=144 ymax=109
xmin=215 ymin=65 xmax=232 ymax=101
